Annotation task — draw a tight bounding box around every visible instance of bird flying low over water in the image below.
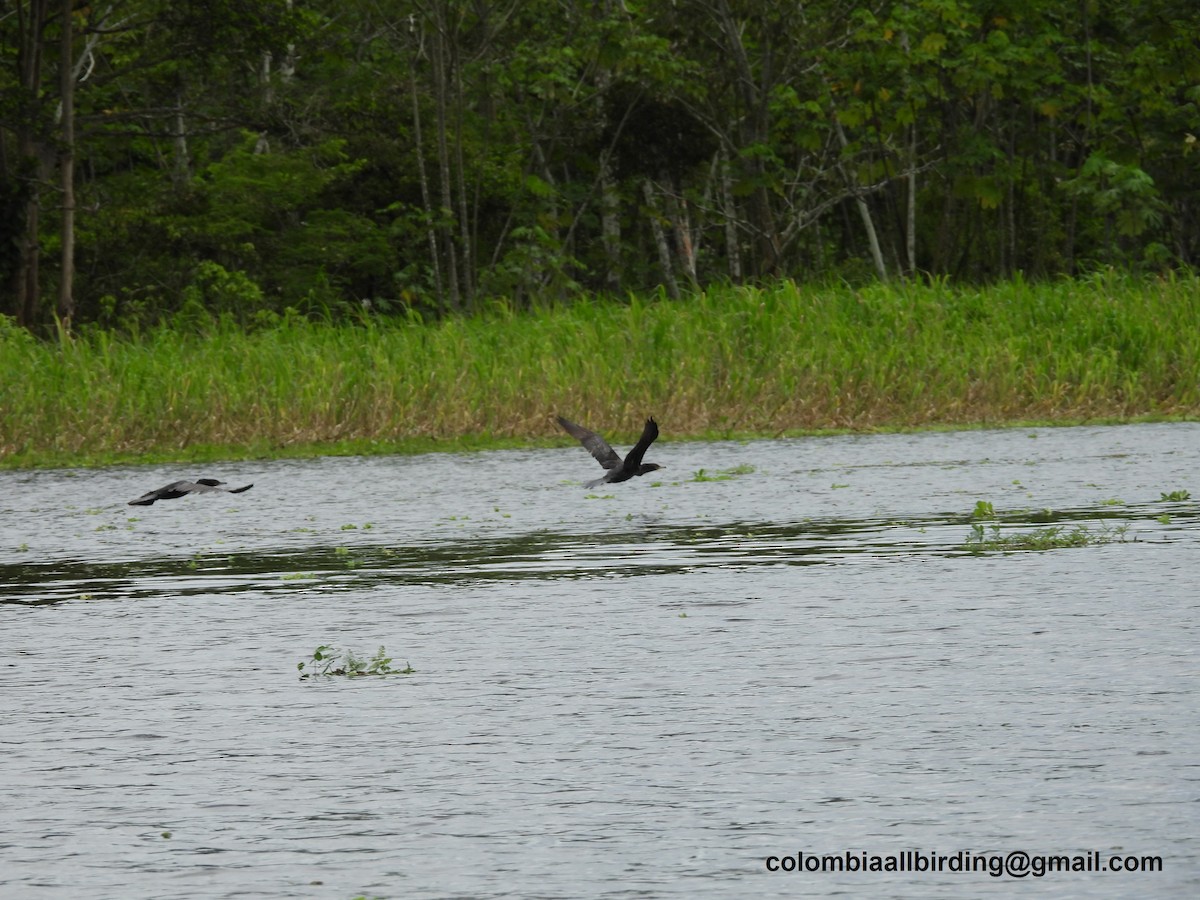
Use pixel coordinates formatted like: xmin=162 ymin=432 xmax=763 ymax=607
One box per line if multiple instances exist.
xmin=557 ymin=416 xmax=663 ymax=489
xmin=128 ymin=478 xmax=254 ymax=506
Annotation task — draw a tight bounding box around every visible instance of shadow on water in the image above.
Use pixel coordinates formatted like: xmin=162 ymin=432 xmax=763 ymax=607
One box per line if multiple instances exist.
xmin=4 ymin=500 xmax=1192 ymax=607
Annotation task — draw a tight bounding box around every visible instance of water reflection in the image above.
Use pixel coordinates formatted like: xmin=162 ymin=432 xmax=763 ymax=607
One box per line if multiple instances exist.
xmin=3 ymin=500 xmax=1193 ymax=606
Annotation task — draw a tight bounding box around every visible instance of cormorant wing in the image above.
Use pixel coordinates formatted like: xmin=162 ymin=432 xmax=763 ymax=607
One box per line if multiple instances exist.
xmin=621 ymin=418 xmax=659 ymax=469
xmin=128 ymin=480 xmax=191 ymax=505
xmin=557 ymin=416 xmax=622 ymax=470
xmin=127 ymin=479 xmax=253 ymax=505
xmin=189 ymin=479 xmax=254 ymax=494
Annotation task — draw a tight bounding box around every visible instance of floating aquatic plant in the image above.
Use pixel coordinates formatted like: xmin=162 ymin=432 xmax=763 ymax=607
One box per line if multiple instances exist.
xmin=298 ymin=645 xmax=414 ymax=679
xmin=964 ymin=521 xmax=1129 ymax=553
xmin=691 ymin=464 xmax=756 ymax=483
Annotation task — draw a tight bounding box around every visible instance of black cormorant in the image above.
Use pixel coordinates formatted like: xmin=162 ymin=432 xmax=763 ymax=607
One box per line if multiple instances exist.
xmin=128 ymin=478 xmax=254 ymax=506
xmin=557 ymin=416 xmax=663 ymax=488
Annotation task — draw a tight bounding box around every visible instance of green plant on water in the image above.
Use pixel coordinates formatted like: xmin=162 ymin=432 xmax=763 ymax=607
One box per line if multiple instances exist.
xmin=334 ymin=546 xmax=351 ymax=556
xmin=964 ymin=521 xmax=1129 ymax=553
xmin=298 ymin=645 xmax=415 ymax=679
xmin=281 ymin=572 xmax=315 ymax=581
xmin=971 ymin=500 xmax=996 ymax=520
xmin=1156 ymin=513 xmax=1171 ymax=524
xmin=1159 ymin=490 xmax=1190 ymax=502
xmin=830 ymin=482 xmax=850 ymax=489
xmin=340 ymin=523 xmax=358 ymax=530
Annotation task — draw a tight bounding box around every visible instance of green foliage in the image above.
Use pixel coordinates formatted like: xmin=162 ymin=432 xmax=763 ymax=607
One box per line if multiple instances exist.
xmin=2 ymin=277 xmax=1198 ymax=467
xmin=1159 ymin=490 xmax=1191 ymax=502
xmin=6 ymin=0 xmax=1200 ymax=329
xmin=297 ymin=645 xmax=414 ymax=679
xmin=964 ymin=521 xmax=1130 ymax=553
xmin=970 ymin=500 xmax=996 ymax=520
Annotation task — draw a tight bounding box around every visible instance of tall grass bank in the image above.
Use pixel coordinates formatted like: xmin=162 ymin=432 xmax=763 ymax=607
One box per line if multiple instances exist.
xmin=2 ymin=275 xmax=1198 ymax=467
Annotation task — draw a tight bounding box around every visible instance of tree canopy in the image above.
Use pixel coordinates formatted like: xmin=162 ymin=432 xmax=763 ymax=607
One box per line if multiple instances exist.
xmin=3 ymin=0 xmax=1198 ymax=330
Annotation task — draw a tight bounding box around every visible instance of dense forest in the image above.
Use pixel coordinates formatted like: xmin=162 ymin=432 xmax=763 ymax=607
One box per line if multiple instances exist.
xmin=2 ymin=0 xmax=1198 ymax=331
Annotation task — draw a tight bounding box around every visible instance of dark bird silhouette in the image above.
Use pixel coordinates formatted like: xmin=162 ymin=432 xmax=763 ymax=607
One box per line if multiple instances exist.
xmin=557 ymin=416 xmax=663 ymax=488
xmin=128 ymin=478 xmax=254 ymax=506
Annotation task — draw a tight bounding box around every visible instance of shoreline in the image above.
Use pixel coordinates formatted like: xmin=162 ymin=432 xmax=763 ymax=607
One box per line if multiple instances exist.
xmin=4 ymin=413 xmax=1194 ymax=472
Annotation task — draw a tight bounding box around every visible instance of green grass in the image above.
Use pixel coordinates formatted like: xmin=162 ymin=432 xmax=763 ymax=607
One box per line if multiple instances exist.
xmin=3 ymin=272 xmax=1199 ymax=468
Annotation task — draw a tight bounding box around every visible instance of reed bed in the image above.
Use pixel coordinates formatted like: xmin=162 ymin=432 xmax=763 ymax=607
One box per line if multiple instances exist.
xmin=2 ymin=273 xmax=1198 ymax=467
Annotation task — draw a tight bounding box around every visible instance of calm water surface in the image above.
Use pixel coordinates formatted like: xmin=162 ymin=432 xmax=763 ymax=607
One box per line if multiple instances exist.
xmin=1 ymin=423 xmax=1198 ymax=898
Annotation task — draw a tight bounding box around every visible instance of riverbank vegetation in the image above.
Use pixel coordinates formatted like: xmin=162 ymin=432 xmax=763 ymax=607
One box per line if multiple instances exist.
xmin=2 ymin=275 xmax=1197 ymax=469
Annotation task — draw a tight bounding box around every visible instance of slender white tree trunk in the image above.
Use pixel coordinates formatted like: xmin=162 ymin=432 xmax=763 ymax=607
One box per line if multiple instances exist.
xmin=643 ymin=179 xmax=679 ymax=300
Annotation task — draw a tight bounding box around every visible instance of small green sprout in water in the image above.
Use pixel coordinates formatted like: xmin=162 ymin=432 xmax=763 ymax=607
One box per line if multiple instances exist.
xmin=281 ymin=572 xmax=316 ymax=581
xmin=298 ymin=645 xmax=415 ymax=679
xmin=1159 ymin=490 xmax=1190 ymax=502
xmin=340 ymin=523 xmax=358 ymax=530
xmin=830 ymin=482 xmax=850 ymax=489
xmin=1156 ymin=513 xmax=1171 ymax=525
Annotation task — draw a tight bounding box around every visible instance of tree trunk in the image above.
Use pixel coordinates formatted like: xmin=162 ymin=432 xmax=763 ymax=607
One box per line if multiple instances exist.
xmin=409 ymin=50 xmax=444 ymax=312
xmin=718 ymin=148 xmax=742 ymax=283
xmin=430 ymin=3 xmax=460 ymax=311
xmin=452 ymin=47 xmax=473 ymax=308
xmin=906 ymin=124 xmax=917 ymax=275
xmin=599 ymin=155 xmax=621 ymax=293
xmin=642 ymin=179 xmax=679 ymax=300
xmin=833 ymin=115 xmax=887 ymax=280
xmin=57 ymin=0 xmax=76 ymax=329
xmin=172 ymin=90 xmax=190 ymax=187
xmin=13 ymin=0 xmax=51 ymax=328
xmin=713 ymin=0 xmax=780 ymax=277
xmin=661 ymin=178 xmax=697 ymax=287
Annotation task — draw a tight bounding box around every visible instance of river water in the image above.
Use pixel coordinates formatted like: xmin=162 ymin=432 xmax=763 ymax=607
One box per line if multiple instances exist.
xmin=1 ymin=423 xmax=1197 ymax=898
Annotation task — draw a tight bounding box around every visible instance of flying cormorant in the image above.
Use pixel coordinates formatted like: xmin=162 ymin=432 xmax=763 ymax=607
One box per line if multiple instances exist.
xmin=128 ymin=478 xmax=254 ymax=506
xmin=557 ymin=416 xmax=663 ymax=488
